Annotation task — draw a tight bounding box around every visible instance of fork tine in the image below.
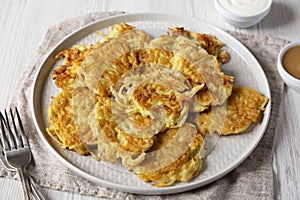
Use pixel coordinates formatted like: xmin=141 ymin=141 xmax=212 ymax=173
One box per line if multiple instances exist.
xmin=15 ymin=107 xmax=29 ymax=146
xmin=10 ymin=108 xmax=23 ymax=148
xmin=0 ymin=112 xmax=10 ymax=151
xmin=0 ymin=125 xmax=13 ymax=171
xmin=4 ymin=109 xmax=17 ymax=149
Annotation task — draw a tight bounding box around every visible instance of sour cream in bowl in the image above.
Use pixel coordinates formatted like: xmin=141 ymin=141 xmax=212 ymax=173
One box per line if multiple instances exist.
xmin=214 ymin=0 xmax=272 ymax=28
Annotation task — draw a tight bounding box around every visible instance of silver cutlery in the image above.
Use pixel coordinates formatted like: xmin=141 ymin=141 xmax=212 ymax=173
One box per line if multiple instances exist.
xmin=0 ymin=108 xmax=45 ymax=200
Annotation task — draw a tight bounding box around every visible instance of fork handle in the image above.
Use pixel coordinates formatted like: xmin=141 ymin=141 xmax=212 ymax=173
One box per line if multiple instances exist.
xmin=17 ymin=168 xmax=33 ymax=200
xmin=28 ymin=174 xmax=46 ymax=200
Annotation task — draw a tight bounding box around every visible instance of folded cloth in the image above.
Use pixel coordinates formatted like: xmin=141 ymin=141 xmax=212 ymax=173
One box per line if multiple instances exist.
xmin=0 ymin=11 xmax=289 ymax=200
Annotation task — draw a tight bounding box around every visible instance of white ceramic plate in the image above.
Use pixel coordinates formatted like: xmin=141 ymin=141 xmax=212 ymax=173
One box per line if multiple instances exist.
xmin=31 ymin=13 xmax=271 ymax=195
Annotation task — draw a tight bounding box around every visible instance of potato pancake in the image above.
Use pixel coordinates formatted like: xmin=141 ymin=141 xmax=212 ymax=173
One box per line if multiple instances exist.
xmin=196 ymin=86 xmax=268 ymax=136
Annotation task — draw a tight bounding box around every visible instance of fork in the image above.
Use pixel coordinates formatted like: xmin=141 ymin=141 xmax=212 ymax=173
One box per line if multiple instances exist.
xmin=0 ymin=108 xmax=34 ymax=200
xmin=0 ymin=133 xmax=45 ymax=200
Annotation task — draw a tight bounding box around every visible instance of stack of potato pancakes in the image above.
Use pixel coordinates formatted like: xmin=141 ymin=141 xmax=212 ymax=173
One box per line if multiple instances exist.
xmin=47 ymin=23 xmax=268 ymax=187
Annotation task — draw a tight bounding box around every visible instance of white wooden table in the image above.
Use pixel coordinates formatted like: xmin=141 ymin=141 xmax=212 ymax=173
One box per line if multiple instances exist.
xmin=1 ymin=0 xmax=300 ymax=199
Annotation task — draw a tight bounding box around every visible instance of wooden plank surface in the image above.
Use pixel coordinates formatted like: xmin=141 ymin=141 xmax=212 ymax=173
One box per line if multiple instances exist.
xmin=0 ymin=0 xmax=300 ymax=199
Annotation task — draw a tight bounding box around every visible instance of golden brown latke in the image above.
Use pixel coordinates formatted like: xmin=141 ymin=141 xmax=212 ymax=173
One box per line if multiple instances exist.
xmin=96 ymin=48 xmax=174 ymax=97
xmin=168 ymin=27 xmax=230 ymax=64
xmin=110 ymin=64 xmax=201 ymax=137
xmin=95 ymin=95 xmax=155 ymax=154
xmin=132 ymin=83 xmax=181 ymax=117
xmin=46 ymin=89 xmax=89 ymax=155
xmin=196 ymin=86 xmax=268 ymax=136
xmin=53 ymin=44 xmax=99 ymax=90
xmin=134 ymin=123 xmax=204 ymax=187
xmin=170 ymin=54 xmax=233 ymax=111
xmin=149 ymin=35 xmax=233 ymax=111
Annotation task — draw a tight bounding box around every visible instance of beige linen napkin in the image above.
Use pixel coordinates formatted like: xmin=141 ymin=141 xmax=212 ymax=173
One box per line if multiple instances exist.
xmin=0 ymin=12 xmax=289 ymax=200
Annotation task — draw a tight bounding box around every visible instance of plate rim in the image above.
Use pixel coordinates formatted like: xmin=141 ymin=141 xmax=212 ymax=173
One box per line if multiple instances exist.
xmin=31 ymin=12 xmax=271 ymax=195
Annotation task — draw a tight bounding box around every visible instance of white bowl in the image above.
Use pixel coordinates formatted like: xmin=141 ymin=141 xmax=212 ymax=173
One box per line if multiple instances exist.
xmin=214 ymin=0 xmax=272 ymax=28
xmin=277 ymin=41 xmax=300 ymax=93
